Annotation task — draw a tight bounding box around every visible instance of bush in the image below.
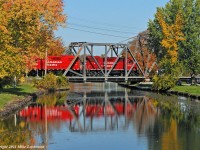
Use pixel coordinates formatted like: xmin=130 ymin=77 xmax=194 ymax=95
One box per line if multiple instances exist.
xmin=152 ymin=74 xmax=177 ymax=91
xmin=152 ymin=59 xmax=182 ymax=91
xmin=34 ymin=73 xmax=57 ymax=90
xmin=56 ymin=76 xmax=69 ymax=88
xmin=34 ymin=73 xmax=69 ymax=90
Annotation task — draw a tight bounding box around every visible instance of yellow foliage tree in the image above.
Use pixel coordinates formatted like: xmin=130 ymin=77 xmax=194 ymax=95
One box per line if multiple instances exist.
xmin=0 ymin=0 xmax=66 ymax=81
xmin=156 ymin=10 xmax=185 ymax=64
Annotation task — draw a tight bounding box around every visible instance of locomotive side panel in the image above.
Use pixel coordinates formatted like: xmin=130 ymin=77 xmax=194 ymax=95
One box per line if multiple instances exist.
xmin=86 ymin=56 xmax=102 ymax=70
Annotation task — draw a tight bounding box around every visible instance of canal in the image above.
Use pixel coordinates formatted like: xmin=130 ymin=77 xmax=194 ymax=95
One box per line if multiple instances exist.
xmin=0 ymin=82 xmax=200 ymax=150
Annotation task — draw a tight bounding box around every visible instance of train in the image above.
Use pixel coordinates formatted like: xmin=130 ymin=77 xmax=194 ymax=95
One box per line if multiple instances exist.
xmin=30 ymin=55 xmax=139 ymax=76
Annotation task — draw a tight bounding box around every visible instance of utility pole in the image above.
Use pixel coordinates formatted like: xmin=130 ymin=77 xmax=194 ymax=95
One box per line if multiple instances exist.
xmin=45 ymin=48 xmax=48 ymax=75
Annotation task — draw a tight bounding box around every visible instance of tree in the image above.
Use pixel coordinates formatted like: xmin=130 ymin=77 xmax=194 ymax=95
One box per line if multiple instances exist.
xmin=148 ymin=0 xmax=200 ymax=85
xmin=47 ymin=37 xmax=66 ymax=56
xmin=129 ymin=30 xmax=157 ymax=77
xmin=148 ymin=11 xmax=165 ymax=62
xmin=0 ymin=0 xmax=66 ymax=86
xmin=148 ymin=1 xmax=185 ymax=91
xmin=156 ymin=10 xmax=185 ymax=64
xmin=179 ymin=0 xmax=200 ymax=84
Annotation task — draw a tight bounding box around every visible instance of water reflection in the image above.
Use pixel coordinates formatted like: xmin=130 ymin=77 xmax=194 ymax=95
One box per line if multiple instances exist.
xmin=66 ymin=91 xmax=158 ymax=133
xmin=17 ymin=90 xmax=158 ymax=134
xmin=0 ymin=83 xmax=200 ymax=150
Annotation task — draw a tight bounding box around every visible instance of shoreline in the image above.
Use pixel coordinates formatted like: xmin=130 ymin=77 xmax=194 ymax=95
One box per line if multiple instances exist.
xmin=0 ymin=88 xmax=69 ymax=119
xmin=0 ymin=91 xmax=44 ymax=119
xmin=119 ymin=83 xmax=200 ymax=100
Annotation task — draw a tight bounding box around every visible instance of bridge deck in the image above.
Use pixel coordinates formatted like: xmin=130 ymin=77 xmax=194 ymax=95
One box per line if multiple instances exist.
xmin=67 ymin=76 xmax=145 ymax=82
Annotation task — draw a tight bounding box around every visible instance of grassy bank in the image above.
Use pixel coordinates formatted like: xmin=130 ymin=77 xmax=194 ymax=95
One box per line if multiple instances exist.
xmin=127 ymin=82 xmax=200 ymax=97
xmin=171 ymin=85 xmax=200 ymax=96
xmin=0 ymin=83 xmax=38 ymax=109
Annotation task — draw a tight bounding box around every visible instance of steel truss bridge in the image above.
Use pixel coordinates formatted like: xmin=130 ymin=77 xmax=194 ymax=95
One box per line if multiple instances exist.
xmin=63 ymin=42 xmax=145 ymax=83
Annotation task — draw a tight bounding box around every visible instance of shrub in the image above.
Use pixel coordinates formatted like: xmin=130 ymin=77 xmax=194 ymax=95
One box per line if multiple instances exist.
xmin=56 ymin=75 xmax=69 ymax=88
xmin=152 ymin=59 xmax=182 ymax=91
xmin=152 ymin=74 xmax=177 ymax=91
xmin=34 ymin=73 xmax=57 ymax=90
xmin=34 ymin=73 xmax=69 ymax=90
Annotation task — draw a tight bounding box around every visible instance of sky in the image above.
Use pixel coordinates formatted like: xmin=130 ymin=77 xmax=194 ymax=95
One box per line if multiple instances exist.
xmin=55 ymin=0 xmax=170 ymax=47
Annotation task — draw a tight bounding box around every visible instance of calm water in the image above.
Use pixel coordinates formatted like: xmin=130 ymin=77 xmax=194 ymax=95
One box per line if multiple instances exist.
xmin=0 ymin=83 xmax=200 ymax=150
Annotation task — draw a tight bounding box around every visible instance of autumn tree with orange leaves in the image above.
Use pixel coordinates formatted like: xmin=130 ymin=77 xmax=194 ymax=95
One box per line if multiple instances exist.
xmin=129 ymin=30 xmax=157 ymax=78
xmin=0 ymin=0 xmax=66 ymax=87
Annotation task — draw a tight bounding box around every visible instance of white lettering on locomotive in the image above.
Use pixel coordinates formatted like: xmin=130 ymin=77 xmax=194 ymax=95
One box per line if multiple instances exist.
xmin=47 ymin=61 xmax=62 ymax=63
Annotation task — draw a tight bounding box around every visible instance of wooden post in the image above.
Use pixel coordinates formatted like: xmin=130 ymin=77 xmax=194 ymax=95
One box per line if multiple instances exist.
xmin=45 ymin=48 xmax=47 ymax=75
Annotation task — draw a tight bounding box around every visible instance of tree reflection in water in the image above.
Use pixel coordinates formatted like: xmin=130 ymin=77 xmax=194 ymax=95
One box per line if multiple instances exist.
xmin=0 ymin=115 xmax=36 ymax=147
xmin=147 ymin=93 xmax=200 ymax=150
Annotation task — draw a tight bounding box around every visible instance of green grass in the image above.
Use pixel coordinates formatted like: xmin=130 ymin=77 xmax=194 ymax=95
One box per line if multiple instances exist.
xmin=0 ymin=94 xmax=23 ymax=109
xmin=171 ymin=85 xmax=200 ymax=96
xmin=0 ymin=83 xmax=38 ymax=109
xmin=2 ymin=83 xmax=38 ymax=95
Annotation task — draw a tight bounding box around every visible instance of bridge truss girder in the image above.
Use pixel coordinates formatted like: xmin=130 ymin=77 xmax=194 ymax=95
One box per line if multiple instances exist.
xmin=63 ymin=42 xmax=145 ymax=82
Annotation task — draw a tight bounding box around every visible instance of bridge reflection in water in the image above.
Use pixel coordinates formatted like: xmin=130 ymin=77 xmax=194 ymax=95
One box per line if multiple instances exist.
xmin=18 ymin=89 xmax=159 ymax=135
xmin=66 ymin=90 xmax=159 ymax=133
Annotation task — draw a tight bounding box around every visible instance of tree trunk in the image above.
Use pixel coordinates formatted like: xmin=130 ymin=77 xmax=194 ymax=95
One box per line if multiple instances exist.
xmin=191 ymin=73 xmax=196 ymax=85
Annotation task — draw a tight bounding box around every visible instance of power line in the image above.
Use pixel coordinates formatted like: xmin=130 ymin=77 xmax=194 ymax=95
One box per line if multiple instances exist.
xmin=66 ymin=16 xmax=147 ymax=43
xmin=68 ymin=22 xmax=138 ymax=35
xmin=68 ymin=16 xmax=144 ymax=30
xmin=67 ymin=27 xmax=136 ymax=38
xmin=117 ymin=31 xmax=149 ymax=44
xmin=118 ymin=36 xmax=137 ymax=44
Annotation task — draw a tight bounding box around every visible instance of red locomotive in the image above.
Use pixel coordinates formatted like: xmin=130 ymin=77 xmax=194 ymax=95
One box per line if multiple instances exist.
xmin=30 ymin=55 xmax=139 ymax=76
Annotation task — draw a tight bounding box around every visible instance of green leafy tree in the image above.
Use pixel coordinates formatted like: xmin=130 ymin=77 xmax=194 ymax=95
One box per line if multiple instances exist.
xmin=179 ymin=0 xmax=200 ymax=84
xmin=148 ymin=0 xmax=200 ymax=86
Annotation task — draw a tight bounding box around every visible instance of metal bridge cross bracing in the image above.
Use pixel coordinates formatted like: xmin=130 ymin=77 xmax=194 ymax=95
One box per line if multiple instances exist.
xmin=63 ymin=42 xmax=145 ymax=83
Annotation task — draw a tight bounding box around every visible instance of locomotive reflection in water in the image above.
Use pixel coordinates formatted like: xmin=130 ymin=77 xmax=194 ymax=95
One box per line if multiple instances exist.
xmin=17 ymin=88 xmax=159 ymax=134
